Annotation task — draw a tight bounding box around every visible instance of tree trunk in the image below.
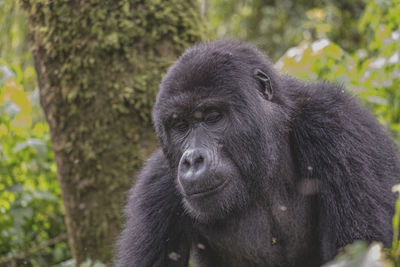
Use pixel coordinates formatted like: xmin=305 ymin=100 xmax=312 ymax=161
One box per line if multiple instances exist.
xmin=19 ymin=1 xmax=203 ymax=265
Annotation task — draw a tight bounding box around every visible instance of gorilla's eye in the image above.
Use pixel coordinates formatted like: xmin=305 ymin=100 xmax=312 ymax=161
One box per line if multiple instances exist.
xmin=204 ymin=111 xmax=222 ymax=124
xmin=172 ymin=119 xmax=189 ymax=132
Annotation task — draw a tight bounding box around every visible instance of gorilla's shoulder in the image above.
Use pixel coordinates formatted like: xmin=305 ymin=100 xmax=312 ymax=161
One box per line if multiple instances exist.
xmin=291 ymin=80 xmax=398 ymax=170
xmin=294 ymin=81 xmax=372 ymax=124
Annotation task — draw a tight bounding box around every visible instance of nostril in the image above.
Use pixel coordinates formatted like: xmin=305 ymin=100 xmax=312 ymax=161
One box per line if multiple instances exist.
xmin=195 ymin=155 xmax=204 ymax=165
xmin=180 ymin=149 xmax=208 ymax=175
xmin=183 ymin=159 xmax=190 ymax=168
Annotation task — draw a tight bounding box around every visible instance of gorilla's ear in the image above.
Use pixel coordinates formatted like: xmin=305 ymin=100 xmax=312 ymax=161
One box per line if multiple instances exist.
xmin=254 ymin=69 xmax=273 ymax=101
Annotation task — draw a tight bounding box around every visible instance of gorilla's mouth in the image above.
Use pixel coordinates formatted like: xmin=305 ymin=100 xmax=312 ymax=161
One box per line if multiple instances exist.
xmin=185 ymin=178 xmax=229 ymax=198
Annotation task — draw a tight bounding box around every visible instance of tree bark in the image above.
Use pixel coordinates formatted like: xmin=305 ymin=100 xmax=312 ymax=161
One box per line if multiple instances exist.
xmin=19 ymin=1 xmax=203 ymax=265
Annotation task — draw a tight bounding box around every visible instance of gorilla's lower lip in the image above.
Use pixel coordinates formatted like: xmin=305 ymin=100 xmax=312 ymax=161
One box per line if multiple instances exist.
xmin=185 ymin=178 xmax=229 ymax=198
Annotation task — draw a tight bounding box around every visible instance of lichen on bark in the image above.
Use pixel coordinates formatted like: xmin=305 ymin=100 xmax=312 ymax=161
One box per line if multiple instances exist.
xmin=19 ymin=0 xmax=204 ymax=264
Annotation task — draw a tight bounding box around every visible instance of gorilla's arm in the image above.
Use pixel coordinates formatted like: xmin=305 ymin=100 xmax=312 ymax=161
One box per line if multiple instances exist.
xmin=291 ymin=83 xmax=399 ymax=261
xmin=116 ymin=150 xmax=190 ymax=267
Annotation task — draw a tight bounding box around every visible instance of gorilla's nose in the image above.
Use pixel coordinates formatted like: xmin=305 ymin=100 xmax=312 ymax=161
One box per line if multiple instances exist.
xmin=179 ymin=148 xmax=208 ymax=185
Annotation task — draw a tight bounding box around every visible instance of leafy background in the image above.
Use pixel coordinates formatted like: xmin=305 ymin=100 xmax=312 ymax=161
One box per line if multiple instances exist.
xmin=1 ymin=0 xmax=400 ymax=266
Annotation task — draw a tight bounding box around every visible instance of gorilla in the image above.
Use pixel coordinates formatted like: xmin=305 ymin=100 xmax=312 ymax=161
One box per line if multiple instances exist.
xmin=116 ymin=40 xmax=400 ymax=267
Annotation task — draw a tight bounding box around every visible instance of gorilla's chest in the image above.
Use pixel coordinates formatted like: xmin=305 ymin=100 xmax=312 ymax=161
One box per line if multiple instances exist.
xmin=192 ymin=201 xmax=320 ymax=267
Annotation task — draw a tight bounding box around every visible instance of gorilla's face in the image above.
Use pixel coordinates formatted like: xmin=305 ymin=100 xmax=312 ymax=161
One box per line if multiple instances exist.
xmin=161 ymin=96 xmax=246 ymax=221
xmin=153 ymin=42 xmax=285 ymax=222
xmin=154 ymin=88 xmax=250 ymax=221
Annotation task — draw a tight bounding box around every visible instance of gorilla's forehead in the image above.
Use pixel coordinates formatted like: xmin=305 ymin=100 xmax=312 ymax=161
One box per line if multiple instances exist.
xmin=157 ymin=64 xmax=244 ymax=115
xmin=154 ymin=41 xmax=268 ymax=120
xmin=159 ymin=42 xmax=260 ymax=96
xmin=161 ymin=60 xmax=241 ymax=96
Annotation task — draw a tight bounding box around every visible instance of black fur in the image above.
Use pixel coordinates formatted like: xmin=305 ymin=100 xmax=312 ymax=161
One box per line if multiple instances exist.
xmin=116 ymin=40 xmax=400 ymax=267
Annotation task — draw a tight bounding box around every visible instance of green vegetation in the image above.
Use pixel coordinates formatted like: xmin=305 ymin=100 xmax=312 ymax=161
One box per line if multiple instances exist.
xmin=208 ymin=0 xmax=366 ymax=60
xmin=0 ymin=0 xmax=399 ymax=265
xmin=0 ymin=2 xmax=70 ymax=266
xmin=276 ymin=0 xmax=400 ymax=145
xmin=0 ymin=57 xmax=69 ymax=265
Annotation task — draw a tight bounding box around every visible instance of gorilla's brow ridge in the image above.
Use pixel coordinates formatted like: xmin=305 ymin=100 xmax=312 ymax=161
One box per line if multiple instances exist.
xmin=162 ymin=95 xmax=230 ymax=120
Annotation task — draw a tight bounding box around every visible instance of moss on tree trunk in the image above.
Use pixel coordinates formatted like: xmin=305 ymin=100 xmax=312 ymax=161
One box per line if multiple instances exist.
xmin=19 ymin=0 xmax=203 ymax=265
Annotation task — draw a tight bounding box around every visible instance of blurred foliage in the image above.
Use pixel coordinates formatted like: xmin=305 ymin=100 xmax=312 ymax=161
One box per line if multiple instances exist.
xmin=277 ymin=0 xmax=400 ymax=145
xmin=0 ymin=1 xmax=70 ymax=266
xmin=0 ymin=63 xmax=70 ymax=266
xmin=208 ymin=0 xmax=365 ymax=60
xmin=0 ymin=0 xmax=36 ymax=91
